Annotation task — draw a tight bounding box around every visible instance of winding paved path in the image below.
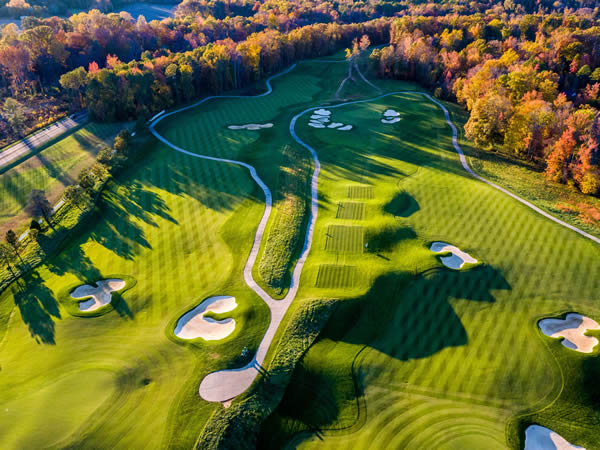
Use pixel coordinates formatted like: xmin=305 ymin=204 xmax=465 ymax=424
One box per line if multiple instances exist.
xmin=149 ymin=59 xmax=600 ymax=405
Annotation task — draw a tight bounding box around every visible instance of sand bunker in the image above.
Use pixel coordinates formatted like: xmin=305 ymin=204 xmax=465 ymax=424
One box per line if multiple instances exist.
xmin=71 ymin=279 xmax=126 ymax=312
xmin=525 ymin=425 xmax=584 ymax=450
xmin=381 ymin=109 xmax=401 ymax=124
xmin=539 ymin=313 xmax=600 ymax=353
xmin=308 ymin=109 xmax=353 ymax=131
xmin=430 ymin=242 xmax=477 ymax=269
xmin=174 ymin=296 xmax=238 ymax=341
xmin=228 ymin=123 xmax=273 ymax=130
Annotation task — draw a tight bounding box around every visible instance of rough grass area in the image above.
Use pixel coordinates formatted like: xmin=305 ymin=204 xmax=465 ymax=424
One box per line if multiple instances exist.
xmin=315 ymin=264 xmax=358 ymax=288
xmin=0 ymin=121 xmax=126 ymax=236
xmin=325 ymin=225 xmax=364 ymax=253
xmin=336 ymin=202 xmax=365 ymax=220
xmin=258 ymin=145 xmax=311 ymax=294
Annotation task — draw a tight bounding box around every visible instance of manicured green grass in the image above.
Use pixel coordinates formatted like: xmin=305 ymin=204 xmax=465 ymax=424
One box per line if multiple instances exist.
xmin=0 ymin=58 xmax=358 ymax=448
xmin=1 ymin=52 xmax=599 ymax=450
xmin=315 ymin=264 xmax=358 ymax=288
xmin=0 ymin=143 xmax=272 ymax=448
xmin=260 ymin=88 xmax=600 ymax=449
xmin=336 ymin=202 xmax=365 ymax=220
xmin=0 ymin=122 xmax=125 ymax=236
xmin=325 ymin=225 xmax=364 ymax=253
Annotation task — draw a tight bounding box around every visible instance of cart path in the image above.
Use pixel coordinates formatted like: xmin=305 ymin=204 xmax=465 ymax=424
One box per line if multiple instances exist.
xmin=149 ymin=63 xmax=600 ymax=405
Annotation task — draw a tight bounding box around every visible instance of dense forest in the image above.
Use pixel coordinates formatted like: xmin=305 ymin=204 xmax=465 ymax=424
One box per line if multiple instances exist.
xmin=1 ymin=0 xmax=599 ymax=194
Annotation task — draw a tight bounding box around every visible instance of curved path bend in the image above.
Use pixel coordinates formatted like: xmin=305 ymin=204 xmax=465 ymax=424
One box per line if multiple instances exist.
xmin=149 ymin=61 xmax=600 ymax=405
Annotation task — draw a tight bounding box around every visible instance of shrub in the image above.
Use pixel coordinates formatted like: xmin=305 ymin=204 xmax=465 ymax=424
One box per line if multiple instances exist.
xmin=29 ymin=219 xmax=41 ymax=231
xmin=580 ymin=171 xmax=600 ymax=195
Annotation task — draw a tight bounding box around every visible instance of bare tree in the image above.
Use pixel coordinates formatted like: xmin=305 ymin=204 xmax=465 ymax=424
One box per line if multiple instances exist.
xmin=25 ymin=189 xmax=55 ymax=231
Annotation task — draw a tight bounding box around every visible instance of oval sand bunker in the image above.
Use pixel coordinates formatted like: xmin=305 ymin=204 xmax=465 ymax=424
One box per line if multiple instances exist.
xmin=525 ymin=425 xmax=584 ymax=450
xmin=174 ymin=296 xmax=238 ymax=341
xmin=430 ymin=242 xmax=477 ymax=269
xmin=71 ymin=279 xmax=126 ymax=312
xmin=539 ymin=313 xmax=600 ymax=353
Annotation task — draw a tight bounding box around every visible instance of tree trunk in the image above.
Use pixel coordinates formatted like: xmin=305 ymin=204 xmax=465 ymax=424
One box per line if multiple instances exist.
xmin=43 ymin=212 xmax=56 ymax=231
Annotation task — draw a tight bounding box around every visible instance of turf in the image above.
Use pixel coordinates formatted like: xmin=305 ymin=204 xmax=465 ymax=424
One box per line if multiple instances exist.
xmin=0 ymin=121 xmax=125 ymax=236
xmin=258 ymin=86 xmax=600 ymax=448
xmin=0 ymin=57 xmax=362 ymax=448
xmin=1 ymin=52 xmax=599 ymax=450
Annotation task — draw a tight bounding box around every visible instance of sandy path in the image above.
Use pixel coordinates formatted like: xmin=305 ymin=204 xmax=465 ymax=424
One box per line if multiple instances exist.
xmin=150 ymin=58 xmax=600 ymax=404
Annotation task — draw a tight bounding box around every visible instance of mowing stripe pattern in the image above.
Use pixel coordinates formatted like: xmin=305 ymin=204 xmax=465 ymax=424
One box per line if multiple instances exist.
xmin=325 ymin=225 xmax=364 ymax=253
xmin=315 ymin=265 xmax=358 ymax=288
xmin=347 ymin=185 xmax=374 ymax=199
xmin=336 ymin=202 xmax=365 ymax=220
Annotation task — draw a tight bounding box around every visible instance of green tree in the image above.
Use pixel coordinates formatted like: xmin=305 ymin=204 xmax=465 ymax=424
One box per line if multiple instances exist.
xmin=5 ymin=229 xmax=23 ymax=263
xmin=0 ymin=243 xmax=17 ymax=279
xmin=59 ymin=67 xmax=88 ymax=109
xmin=3 ymin=98 xmax=26 ymax=136
xmin=64 ymin=185 xmax=90 ymax=211
xmin=77 ymin=169 xmax=95 ymax=192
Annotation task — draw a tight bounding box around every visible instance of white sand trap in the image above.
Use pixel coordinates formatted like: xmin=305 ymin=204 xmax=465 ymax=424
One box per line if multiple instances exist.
xmin=228 ymin=123 xmax=273 ymax=130
xmin=384 ymin=109 xmax=400 ymax=117
xmin=328 ymin=123 xmax=343 ymax=128
xmin=314 ymin=109 xmax=331 ymax=116
xmin=430 ymin=242 xmax=477 ymax=269
xmin=538 ymin=313 xmax=600 ymax=353
xmin=310 ymin=114 xmax=330 ymax=121
xmin=525 ymin=425 xmax=584 ymax=450
xmin=174 ymin=296 xmax=238 ymax=341
xmin=382 ymin=118 xmax=401 ymax=124
xmin=337 ymin=125 xmax=353 ymax=131
xmin=71 ymin=279 xmax=126 ymax=312
xmin=308 ymin=122 xmax=326 ymax=128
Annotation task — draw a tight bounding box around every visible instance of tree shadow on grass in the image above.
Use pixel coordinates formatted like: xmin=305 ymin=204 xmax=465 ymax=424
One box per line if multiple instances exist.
xmin=383 ymin=191 xmax=419 ymax=218
xmin=11 ymin=271 xmax=60 ymax=345
xmin=260 ymin=265 xmax=511 ymax=445
xmin=87 ymin=181 xmax=179 ymax=260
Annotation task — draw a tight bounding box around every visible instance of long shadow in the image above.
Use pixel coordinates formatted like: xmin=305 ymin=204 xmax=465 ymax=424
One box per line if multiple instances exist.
xmin=366 ymin=225 xmax=417 ymax=253
xmin=11 ymin=271 xmax=60 ymax=344
xmin=36 ymin=151 xmax=74 ymax=187
xmin=45 ymin=238 xmax=103 ymax=281
xmin=260 ymin=265 xmax=511 ymax=444
xmin=383 ymin=191 xmax=420 ymax=218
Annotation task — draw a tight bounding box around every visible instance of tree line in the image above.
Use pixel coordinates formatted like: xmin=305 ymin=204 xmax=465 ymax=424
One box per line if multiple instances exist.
xmin=370 ymin=11 xmax=600 ymax=194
